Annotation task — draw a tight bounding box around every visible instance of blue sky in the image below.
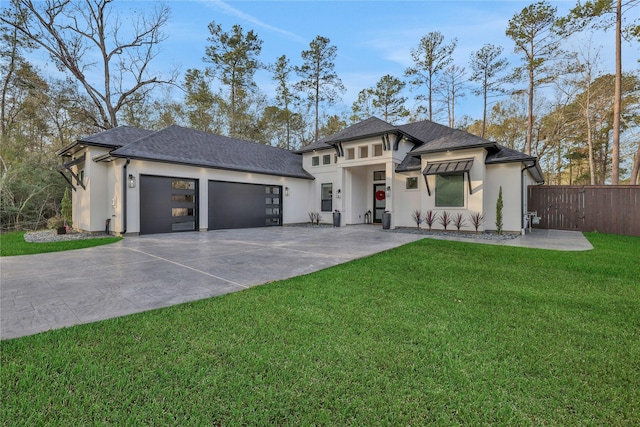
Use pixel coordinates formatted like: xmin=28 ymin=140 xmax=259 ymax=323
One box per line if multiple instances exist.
xmin=29 ymin=0 xmax=639 ymax=122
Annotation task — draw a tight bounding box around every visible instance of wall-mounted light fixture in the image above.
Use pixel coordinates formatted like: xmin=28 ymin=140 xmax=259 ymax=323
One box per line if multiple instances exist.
xmin=285 ymin=186 xmax=290 ymax=196
xmin=337 ymin=189 xmax=342 ymax=199
xmin=128 ymin=174 xmax=136 ymax=188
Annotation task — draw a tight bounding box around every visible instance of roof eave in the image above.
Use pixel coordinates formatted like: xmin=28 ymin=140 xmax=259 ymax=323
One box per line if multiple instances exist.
xmin=109 ymin=153 xmax=315 ymax=180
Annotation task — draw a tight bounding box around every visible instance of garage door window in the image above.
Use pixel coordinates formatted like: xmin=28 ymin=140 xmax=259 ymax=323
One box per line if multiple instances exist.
xmin=172 ymin=180 xmax=195 ymax=190
xmin=172 ymin=194 xmax=194 ymax=203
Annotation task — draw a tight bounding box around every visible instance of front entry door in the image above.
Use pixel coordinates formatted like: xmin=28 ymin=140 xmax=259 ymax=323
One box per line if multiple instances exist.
xmin=373 ymin=183 xmax=386 ymax=223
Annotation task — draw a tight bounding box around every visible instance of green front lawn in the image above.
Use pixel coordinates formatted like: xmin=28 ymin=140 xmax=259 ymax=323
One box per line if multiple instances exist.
xmin=1 ymin=233 xmax=639 ymax=425
xmin=0 ymin=231 xmax=122 ymax=256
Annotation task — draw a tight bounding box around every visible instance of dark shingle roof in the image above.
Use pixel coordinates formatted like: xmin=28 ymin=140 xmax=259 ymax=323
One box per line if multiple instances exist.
xmin=485 ymin=145 xmax=535 ymax=163
xmin=57 ymin=126 xmax=153 ymax=156
xmin=79 ymin=126 xmax=155 ymax=147
xmin=296 ymin=139 xmax=334 ymax=153
xmin=395 ymin=154 xmax=421 ymax=172
xmin=110 ymin=125 xmax=313 ymax=180
xmin=317 ymin=117 xmax=398 ymax=145
xmin=409 ymin=127 xmax=494 ymax=155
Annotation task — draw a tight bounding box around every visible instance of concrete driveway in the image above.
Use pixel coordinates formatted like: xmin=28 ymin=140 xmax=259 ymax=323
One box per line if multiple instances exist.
xmin=1 ymin=226 xmax=424 ymax=340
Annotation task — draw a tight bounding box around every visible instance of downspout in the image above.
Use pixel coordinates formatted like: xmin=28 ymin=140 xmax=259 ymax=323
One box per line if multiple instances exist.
xmin=521 ymin=162 xmax=538 ymax=234
xmin=122 ymin=158 xmax=130 ymax=235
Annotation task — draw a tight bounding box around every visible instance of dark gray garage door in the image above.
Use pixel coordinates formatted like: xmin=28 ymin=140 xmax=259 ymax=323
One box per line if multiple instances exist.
xmin=140 ymin=175 xmax=198 ymax=235
xmin=208 ymin=181 xmax=282 ymax=230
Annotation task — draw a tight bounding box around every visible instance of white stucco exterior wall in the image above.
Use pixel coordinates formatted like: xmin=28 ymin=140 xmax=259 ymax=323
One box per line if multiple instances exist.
xmin=417 ymin=148 xmax=486 ymax=232
xmin=484 ymin=162 xmax=524 ymax=233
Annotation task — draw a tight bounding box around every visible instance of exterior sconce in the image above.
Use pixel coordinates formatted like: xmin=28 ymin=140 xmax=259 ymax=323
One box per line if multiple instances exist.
xmin=285 ymin=186 xmax=290 ymax=196
xmin=128 ymin=174 xmax=136 ymax=188
xmin=337 ymin=189 xmax=342 ymax=198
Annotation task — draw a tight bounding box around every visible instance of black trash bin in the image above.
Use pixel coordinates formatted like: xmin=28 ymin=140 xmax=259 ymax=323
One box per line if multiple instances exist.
xmin=382 ymin=211 xmax=391 ymax=230
xmin=333 ymin=211 xmax=341 ymax=227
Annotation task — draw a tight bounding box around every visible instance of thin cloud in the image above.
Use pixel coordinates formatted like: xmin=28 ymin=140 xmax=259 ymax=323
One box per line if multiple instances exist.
xmin=198 ymin=0 xmax=307 ymax=45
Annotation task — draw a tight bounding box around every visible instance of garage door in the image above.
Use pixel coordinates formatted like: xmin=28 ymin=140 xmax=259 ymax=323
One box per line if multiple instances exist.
xmin=208 ymin=181 xmax=282 ymax=230
xmin=140 ymin=175 xmax=198 ymax=235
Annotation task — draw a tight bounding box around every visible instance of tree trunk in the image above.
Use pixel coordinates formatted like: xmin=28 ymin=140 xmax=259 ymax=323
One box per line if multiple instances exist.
xmin=631 ymin=143 xmax=640 ymax=185
xmin=611 ymin=0 xmax=622 ymax=184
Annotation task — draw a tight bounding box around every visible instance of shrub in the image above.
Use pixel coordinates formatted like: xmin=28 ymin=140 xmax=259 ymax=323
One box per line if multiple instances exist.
xmin=469 ymin=212 xmax=485 ymax=234
xmin=410 ymin=210 xmax=423 ymax=230
xmin=47 ymin=216 xmax=65 ymax=230
xmin=438 ymin=211 xmax=452 ymax=231
xmin=453 ymin=213 xmax=466 ymax=232
xmin=424 ymin=210 xmax=437 ymax=231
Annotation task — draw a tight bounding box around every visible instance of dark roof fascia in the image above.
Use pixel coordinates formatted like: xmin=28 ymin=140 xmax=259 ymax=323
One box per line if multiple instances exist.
xmin=296 ymin=142 xmax=335 ymax=153
xmin=108 ymin=153 xmax=315 ymax=180
xmin=321 ymin=129 xmax=404 ymax=147
xmin=412 ymin=142 xmax=496 ymax=155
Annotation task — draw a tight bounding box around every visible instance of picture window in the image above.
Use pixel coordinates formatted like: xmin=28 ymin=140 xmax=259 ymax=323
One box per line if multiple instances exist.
xmin=435 ymin=174 xmax=464 ymax=207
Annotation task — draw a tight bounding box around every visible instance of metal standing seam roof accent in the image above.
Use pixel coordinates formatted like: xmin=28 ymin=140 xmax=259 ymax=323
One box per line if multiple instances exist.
xmin=423 ymin=159 xmax=474 ymax=175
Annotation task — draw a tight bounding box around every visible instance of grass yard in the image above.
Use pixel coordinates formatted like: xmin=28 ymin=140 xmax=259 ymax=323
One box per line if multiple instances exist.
xmin=1 ymin=233 xmax=639 ymax=425
xmin=0 ymin=232 xmax=122 ymax=257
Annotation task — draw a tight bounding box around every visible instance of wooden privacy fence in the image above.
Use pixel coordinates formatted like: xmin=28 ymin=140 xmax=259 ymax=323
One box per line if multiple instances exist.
xmin=527 ymin=185 xmax=640 ymax=237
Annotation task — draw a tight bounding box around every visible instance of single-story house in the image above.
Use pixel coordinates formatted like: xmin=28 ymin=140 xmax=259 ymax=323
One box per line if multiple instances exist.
xmin=57 ymin=117 xmax=544 ymax=235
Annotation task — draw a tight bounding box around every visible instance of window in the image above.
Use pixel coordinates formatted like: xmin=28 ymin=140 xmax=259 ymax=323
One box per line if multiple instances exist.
xmin=435 ymin=174 xmax=464 ymax=207
xmin=323 ymin=154 xmax=331 ymax=165
xmin=78 ymin=168 xmax=85 ymax=184
xmin=359 ymin=146 xmax=368 ymax=158
xmin=321 ymin=183 xmax=332 ymax=211
xmin=346 ymin=148 xmax=355 ymax=160
xmin=373 ymin=170 xmax=385 ymax=181
xmin=373 ymin=144 xmax=383 ymax=156
xmin=406 ymin=177 xmax=418 ymax=190
xmin=311 ymin=156 xmax=319 ymax=166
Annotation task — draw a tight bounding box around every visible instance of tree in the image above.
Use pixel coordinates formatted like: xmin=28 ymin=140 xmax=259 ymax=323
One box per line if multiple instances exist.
xmin=506 ymin=1 xmax=562 ymax=155
xmin=350 ymin=88 xmax=375 ymax=124
xmin=370 ymin=74 xmax=409 ymax=124
xmin=295 ymin=36 xmax=345 ymax=142
xmin=204 ymin=21 xmax=263 ymax=138
xmin=437 ymin=65 xmax=467 ymax=128
xmin=559 ymin=44 xmax=604 ymax=184
xmin=1 ymin=0 xmax=174 ymax=129
xmin=318 ymin=115 xmax=346 ymax=140
xmin=183 ymin=68 xmax=223 ymax=133
xmin=469 ymin=44 xmax=509 ymax=137
xmin=270 ymin=55 xmax=299 ymax=150
xmin=405 ymin=31 xmax=457 ymax=122
xmin=559 ymin=0 xmax=640 ymax=183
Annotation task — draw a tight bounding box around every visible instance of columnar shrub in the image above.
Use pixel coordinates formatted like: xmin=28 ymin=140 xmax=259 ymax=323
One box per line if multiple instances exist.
xmin=61 ymin=188 xmax=72 ymax=228
xmin=496 ymin=186 xmax=503 ymax=235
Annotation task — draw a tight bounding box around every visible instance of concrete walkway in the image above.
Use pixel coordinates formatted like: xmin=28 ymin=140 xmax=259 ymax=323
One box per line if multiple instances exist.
xmin=0 ymin=226 xmax=591 ymax=340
